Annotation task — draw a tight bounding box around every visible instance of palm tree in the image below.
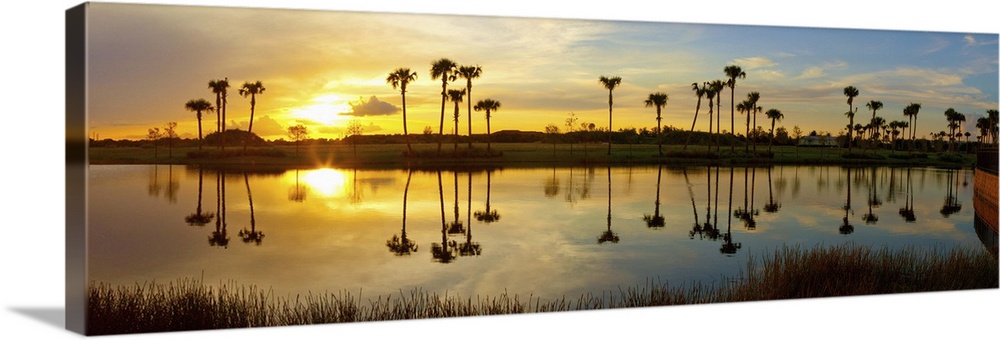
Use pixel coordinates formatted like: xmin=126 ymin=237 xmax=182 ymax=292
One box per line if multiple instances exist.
xmin=845 ymin=108 xmax=858 ymax=152
xmin=708 ymin=80 xmax=726 ymax=152
xmin=944 ymin=108 xmax=960 ymax=152
xmin=704 ymin=83 xmax=717 ymax=152
xmin=724 ymin=65 xmax=747 ymax=153
xmin=978 ymin=116 xmax=993 ymax=146
xmin=457 ymin=65 xmax=483 ymax=150
xmin=988 ymin=109 xmax=999 ymax=145
xmin=184 ymin=168 xmax=215 ymax=226
xmin=431 ymin=58 xmax=458 ymax=154
xmin=865 ymin=100 xmax=884 ymax=152
xmin=745 ymin=92 xmax=761 ymax=153
xmin=474 ymin=98 xmax=501 ymax=154
xmin=448 ymin=88 xmax=465 ymax=152
xmin=843 ymin=86 xmax=859 ymax=152
xmin=684 ymin=83 xmax=706 ymax=150
xmin=598 ymin=75 xmax=622 ymax=155
xmin=765 ymin=108 xmax=783 ymax=153
xmin=387 ymin=68 xmax=418 ymax=154
xmin=903 ymin=103 xmax=922 ymax=151
xmin=645 ymin=92 xmax=669 ymax=156
xmin=239 ymin=80 xmax=265 ymax=152
xmin=208 ymin=78 xmax=230 ymax=149
xmin=184 ymin=99 xmax=214 ymax=151
xmin=736 ymin=100 xmax=751 ymax=147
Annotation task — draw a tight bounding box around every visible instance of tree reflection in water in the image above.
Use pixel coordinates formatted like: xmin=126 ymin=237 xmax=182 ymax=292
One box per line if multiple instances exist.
xmin=474 ymin=170 xmax=500 ymax=223
xmin=721 ymin=167 xmax=741 ymax=255
xmin=457 ymin=172 xmax=482 ymax=257
xmin=386 ymin=170 xmax=417 ymax=256
xmin=598 ymin=167 xmax=619 ymax=244
xmin=898 ymin=168 xmax=916 ymax=222
xmin=432 ymin=171 xmax=459 ymax=263
xmin=238 ymin=172 xmax=264 ymax=245
xmin=184 ymin=167 xmax=215 ymax=226
xmin=940 ymin=169 xmax=962 ymax=217
xmin=763 ymin=167 xmax=781 ymax=213
xmin=863 ymin=166 xmax=880 ymax=224
xmin=643 ymin=165 xmax=665 ymax=229
xmin=840 ymin=167 xmax=855 ymax=235
xmin=288 ymin=169 xmax=306 ymax=202
xmin=208 ymin=169 xmax=229 ymax=248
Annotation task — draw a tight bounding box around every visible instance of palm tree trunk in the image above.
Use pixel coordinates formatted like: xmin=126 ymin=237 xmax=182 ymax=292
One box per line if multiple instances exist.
xmin=467 ymin=81 xmax=474 ymax=150
xmin=402 ymin=91 xmax=412 ymax=155
xmin=486 ymin=111 xmax=492 ymax=154
xmin=243 ymin=96 xmax=255 ymax=152
xmin=684 ymin=98 xmax=702 ymax=151
xmin=438 ymin=82 xmax=446 ymax=155
xmin=607 ymin=90 xmax=613 ymax=156
xmin=197 ymin=111 xmax=203 ymax=151
xmin=731 ymin=87 xmax=736 ymax=154
xmin=657 ymin=109 xmax=663 ymax=157
xmin=769 ymin=119 xmax=776 ymax=153
xmin=454 ymin=102 xmax=460 ymax=153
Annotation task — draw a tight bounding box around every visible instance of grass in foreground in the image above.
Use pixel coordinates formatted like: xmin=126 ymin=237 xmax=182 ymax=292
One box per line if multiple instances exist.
xmin=86 ymin=243 xmax=997 ymax=335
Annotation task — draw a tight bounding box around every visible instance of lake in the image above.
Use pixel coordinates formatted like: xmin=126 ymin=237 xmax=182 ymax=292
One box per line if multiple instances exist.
xmin=87 ymin=164 xmax=989 ymax=301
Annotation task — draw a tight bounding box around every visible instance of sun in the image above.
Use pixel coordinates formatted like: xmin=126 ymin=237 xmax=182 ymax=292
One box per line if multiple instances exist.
xmin=298 ymin=168 xmax=347 ymax=197
xmin=291 ymin=94 xmax=352 ymax=126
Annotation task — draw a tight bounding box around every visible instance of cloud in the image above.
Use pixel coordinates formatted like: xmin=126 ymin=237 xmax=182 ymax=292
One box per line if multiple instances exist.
xmin=730 ymin=57 xmax=776 ymax=70
xmin=343 ymin=96 xmax=399 ymax=116
xmin=964 ymin=35 xmax=977 ymax=46
xmin=231 ymin=115 xmax=286 ymax=138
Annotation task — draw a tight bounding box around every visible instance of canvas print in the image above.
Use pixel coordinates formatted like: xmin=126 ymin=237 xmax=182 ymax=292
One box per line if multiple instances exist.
xmin=66 ymin=2 xmax=999 ymax=335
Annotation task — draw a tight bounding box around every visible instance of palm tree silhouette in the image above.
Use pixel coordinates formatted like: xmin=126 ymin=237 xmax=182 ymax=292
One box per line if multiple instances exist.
xmin=644 ymin=92 xmax=669 ymax=156
xmin=598 ymin=75 xmax=622 ymax=155
xmin=866 ymin=100 xmax=884 ymax=152
xmin=763 ymin=167 xmax=781 ymax=213
xmin=448 ymin=88 xmax=466 ymax=153
xmin=724 ymin=65 xmax=746 ymax=153
xmin=747 ymin=92 xmax=762 ymax=154
xmin=863 ymin=167 xmax=880 ymax=224
xmin=940 ymin=169 xmax=962 ymax=217
xmin=765 ymin=108 xmax=783 ymax=153
xmin=898 ymin=168 xmax=916 ymax=222
xmin=208 ymin=78 xmax=230 ymax=150
xmin=184 ymin=168 xmax=215 ymax=226
xmin=598 ymin=167 xmax=619 ymax=244
xmin=238 ymin=172 xmax=264 ymax=245
xmin=184 ymin=99 xmax=214 ymax=151
xmin=684 ymin=83 xmax=706 ymax=150
xmin=431 ymin=58 xmax=458 ymax=154
xmin=387 ymin=68 xmax=418 ymax=155
xmin=843 ymin=86 xmax=860 ymax=153
xmin=841 ymin=167 xmax=855 ymax=234
xmin=474 ymin=170 xmax=500 ymax=223
xmin=708 ymin=80 xmax=726 ymax=153
xmin=903 ymin=103 xmax=921 ymax=151
xmin=209 ymin=169 xmax=229 ymax=248
xmin=387 ymin=170 xmax=418 ymax=255
xmin=449 ymin=172 xmax=465 ymax=234
xmin=432 ymin=171 xmax=458 ymax=263
xmin=721 ymin=167 xmax=741 ymax=255
xmin=474 ymin=99 xmax=501 ymax=154
xmin=238 ymin=81 xmax=265 ymax=152
xmin=458 ymin=65 xmax=483 ymax=150
xmin=643 ymin=165 xmax=665 ymax=229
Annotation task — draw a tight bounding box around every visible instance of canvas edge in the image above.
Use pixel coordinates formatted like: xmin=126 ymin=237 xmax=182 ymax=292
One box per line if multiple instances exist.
xmin=65 ymin=1 xmax=88 ymax=335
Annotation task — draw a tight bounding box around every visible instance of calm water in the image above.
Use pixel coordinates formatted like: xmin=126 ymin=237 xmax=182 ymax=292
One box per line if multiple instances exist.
xmin=88 ymin=164 xmax=987 ymax=300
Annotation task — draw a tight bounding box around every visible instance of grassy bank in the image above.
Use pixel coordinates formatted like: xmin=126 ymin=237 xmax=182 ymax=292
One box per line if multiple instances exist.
xmin=86 ymin=243 xmax=998 ymax=335
xmin=88 ymin=143 xmax=977 ymax=169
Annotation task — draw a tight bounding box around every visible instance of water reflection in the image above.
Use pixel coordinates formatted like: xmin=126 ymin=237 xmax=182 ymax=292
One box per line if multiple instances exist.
xmin=386 ymin=170 xmax=418 ymax=256
xmin=941 ymin=169 xmax=962 ymax=217
xmin=184 ymin=168 xmax=214 ymax=226
xmin=238 ymin=172 xmax=264 ymax=245
xmin=643 ymin=165 xmax=665 ymax=229
xmin=598 ymin=167 xmax=619 ymax=244
xmin=89 ymin=165 xmax=985 ymax=300
xmin=208 ymin=169 xmax=229 ymax=248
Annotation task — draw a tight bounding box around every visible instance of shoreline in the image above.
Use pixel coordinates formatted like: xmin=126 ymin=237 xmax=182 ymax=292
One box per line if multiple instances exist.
xmin=87 ymin=143 xmax=978 ymax=170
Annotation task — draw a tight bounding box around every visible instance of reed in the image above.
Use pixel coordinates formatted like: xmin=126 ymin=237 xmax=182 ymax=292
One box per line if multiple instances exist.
xmin=86 ymin=244 xmax=997 ymax=335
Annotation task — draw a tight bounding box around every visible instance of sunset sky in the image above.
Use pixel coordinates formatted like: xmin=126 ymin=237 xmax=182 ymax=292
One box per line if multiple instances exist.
xmin=86 ymin=2 xmax=998 ymax=141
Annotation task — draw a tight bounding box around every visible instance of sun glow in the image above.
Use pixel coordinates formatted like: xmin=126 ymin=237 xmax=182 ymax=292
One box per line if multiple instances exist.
xmin=300 ymin=168 xmax=347 ymax=197
xmin=291 ymin=94 xmax=352 ymax=126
